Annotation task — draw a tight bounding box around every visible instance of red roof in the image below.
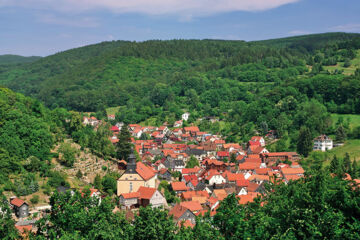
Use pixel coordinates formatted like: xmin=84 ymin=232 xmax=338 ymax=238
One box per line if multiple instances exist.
xmin=121 ymin=192 xmax=140 ymax=199
xmin=248 ymin=141 xmax=261 ymax=146
xmin=137 ymin=186 xmax=157 ymax=199
xmin=255 ymin=168 xmax=270 ymax=175
xmin=181 ymin=190 xmax=209 ymax=200
xmin=180 ymin=201 xmax=203 ymax=212
xmin=169 ymin=204 xmax=190 ymax=219
xmin=224 ymin=172 xmax=245 ymax=182
xmin=10 ymin=198 xmax=26 ymax=207
xmin=184 ymin=126 xmax=200 ymax=132
xmin=238 ymin=193 xmax=260 ymax=205
xmin=159 ymin=168 xmax=169 ymax=175
xmin=217 ymin=151 xmax=230 ymax=157
xmin=110 ymin=126 xmax=119 ymax=131
xmin=251 ymin=136 xmax=263 ymax=142
xmin=183 ymin=175 xmax=197 ymax=183
xmin=171 ymin=182 xmax=189 ymax=191
xmin=15 ymin=225 xmax=32 ymax=233
xmin=238 ymin=162 xmax=261 ymax=170
xmin=236 ymin=180 xmax=250 ymax=187
xmin=136 ymin=162 xmax=156 ymax=180
xmin=281 ymin=167 xmax=304 ymax=175
xmin=182 ymin=167 xmax=201 ymax=175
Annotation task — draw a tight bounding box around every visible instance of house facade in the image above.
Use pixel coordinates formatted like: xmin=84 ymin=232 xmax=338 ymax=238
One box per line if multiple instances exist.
xmin=117 ymin=153 xmax=156 ymax=195
xmin=313 ymin=135 xmax=333 ymax=152
xmin=10 ymin=198 xmax=29 ymax=218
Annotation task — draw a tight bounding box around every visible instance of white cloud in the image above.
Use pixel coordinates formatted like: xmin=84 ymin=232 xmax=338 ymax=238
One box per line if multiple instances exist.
xmin=330 ymin=23 xmax=360 ymax=32
xmin=0 ymin=0 xmax=300 ymax=16
xmin=36 ymin=14 xmax=99 ymax=27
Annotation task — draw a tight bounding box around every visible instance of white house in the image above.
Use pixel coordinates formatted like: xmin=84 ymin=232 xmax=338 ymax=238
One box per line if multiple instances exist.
xmin=182 ymin=112 xmax=190 ymax=121
xmin=205 ymin=170 xmax=226 ymax=185
xmin=250 ymin=136 xmax=266 ymax=147
xmin=313 ymin=135 xmax=333 ymax=152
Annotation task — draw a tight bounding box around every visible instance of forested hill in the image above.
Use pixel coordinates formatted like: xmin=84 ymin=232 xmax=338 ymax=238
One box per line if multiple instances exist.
xmin=0 ymin=54 xmax=42 ymax=65
xmin=0 ymin=33 xmax=360 ymax=144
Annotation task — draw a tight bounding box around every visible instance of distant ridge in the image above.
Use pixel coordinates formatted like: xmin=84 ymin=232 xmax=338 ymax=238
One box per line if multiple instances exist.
xmin=0 ymin=54 xmax=42 ymax=65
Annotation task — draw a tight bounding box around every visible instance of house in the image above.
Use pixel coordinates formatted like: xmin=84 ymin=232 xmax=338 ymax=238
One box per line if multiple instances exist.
xmin=280 ymin=167 xmax=304 ymax=177
xmin=173 ymin=120 xmax=183 ymax=128
xmin=237 ymin=182 xmax=264 ymax=195
xmin=204 ymin=169 xmax=226 ymax=185
xmin=158 ymin=126 xmax=169 ymax=135
xmin=180 ymin=201 xmax=203 ymax=213
xmin=137 ymin=186 xmax=167 ymax=208
xmin=83 ymin=116 xmax=100 ymax=127
xmin=117 ymin=152 xmax=156 ymax=195
xmin=211 ymin=189 xmax=227 ymax=201
xmin=107 ymin=114 xmax=116 ymax=120
xmin=250 ymin=136 xmax=266 ymax=147
xmin=182 ymin=112 xmax=190 ymax=121
xmin=313 ymin=135 xmax=333 ymax=152
xmin=261 ymin=152 xmax=300 ymax=164
xmin=119 ymin=192 xmax=140 ymax=209
xmin=171 ymin=182 xmax=189 ymax=194
xmin=10 ymin=198 xmax=29 ymax=218
xmin=169 ymin=204 xmax=196 ymax=225
xmin=216 ymin=151 xmax=230 ymax=160
xmin=238 ymin=192 xmax=261 ymax=205
xmin=247 ymin=146 xmax=269 ymax=155
xmin=158 ymin=168 xmax=172 ymax=181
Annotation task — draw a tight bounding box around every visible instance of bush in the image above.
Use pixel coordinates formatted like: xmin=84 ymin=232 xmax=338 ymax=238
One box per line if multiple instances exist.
xmin=30 ymin=195 xmax=39 ymax=204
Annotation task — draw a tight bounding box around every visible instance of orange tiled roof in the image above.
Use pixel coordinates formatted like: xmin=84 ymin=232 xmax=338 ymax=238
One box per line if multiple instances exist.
xmin=10 ymin=198 xmax=26 ymax=207
xmin=121 ymin=192 xmax=140 ymax=199
xmin=238 ymin=162 xmax=261 ymax=170
xmin=281 ymin=167 xmax=304 ymax=175
xmin=212 ymin=189 xmax=227 ymax=201
xmin=136 ymin=162 xmax=156 ymax=180
xmin=171 ymin=182 xmax=189 ymax=191
xmin=137 ymin=186 xmax=157 ymax=199
xmin=180 ymin=201 xmax=203 ymax=212
xmin=169 ymin=204 xmax=189 ymax=219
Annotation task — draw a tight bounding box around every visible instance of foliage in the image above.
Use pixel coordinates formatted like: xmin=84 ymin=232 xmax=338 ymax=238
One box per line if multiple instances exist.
xmin=185 ymin=155 xmax=199 ymax=168
xmin=58 ymin=142 xmax=77 ymax=167
xmin=30 ymin=195 xmax=40 ymax=204
xmin=116 ymin=124 xmax=132 ymax=161
xmin=0 ymin=193 xmax=19 ymax=240
xmin=297 ymin=126 xmax=313 ymax=157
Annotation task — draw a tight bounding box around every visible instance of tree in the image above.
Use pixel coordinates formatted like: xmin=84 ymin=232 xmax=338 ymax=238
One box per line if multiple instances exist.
xmin=76 ymin=170 xmax=83 ymax=179
xmin=133 ymin=206 xmax=178 ymax=240
xmin=351 ymin=159 xmax=358 ymax=178
xmin=336 ymin=125 xmax=347 ymax=142
xmin=230 ymin=153 xmax=237 ymax=163
xmin=93 ymin=174 xmax=102 ymax=190
xmin=185 ymin=155 xmax=199 ymax=168
xmin=297 ymin=126 xmax=313 ymax=157
xmin=330 ymin=155 xmax=342 ymax=176
xmin=0 ymin=194 xmax=19 ymax=240
xmin=116 ymin=124 xmax=132 ymax=161
xmin=343 ymin=152 xmax=352 ymax=174
xmin=101 ymin=174 xmax=117 ymax=195
xmin=58 ymin=142 xmax=77 ymax=167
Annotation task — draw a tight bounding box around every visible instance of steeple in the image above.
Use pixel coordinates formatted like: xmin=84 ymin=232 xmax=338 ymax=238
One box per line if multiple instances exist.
xmin=125 ymin=149 xmax=137 ymax=173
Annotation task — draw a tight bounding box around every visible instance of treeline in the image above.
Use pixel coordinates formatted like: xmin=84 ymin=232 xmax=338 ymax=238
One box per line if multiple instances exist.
xmin=2 ymin=164 xmax=360 ymax=239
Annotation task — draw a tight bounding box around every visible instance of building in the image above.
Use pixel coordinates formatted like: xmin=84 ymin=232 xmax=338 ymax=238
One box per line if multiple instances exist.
xmin=117 ymin=152 xmax=156 ymax=195
xmin=137 ymin=186 xmax=167 ymax=208
xmin=182 ymin=112 xmax=190 ymax=121
xmin=10 ymin=198 xmax=29 ymax=218
xmin=169 ymin=204 xmax=196 ymax=225
xmin=313 ymin=135 xmax=333 ymax=152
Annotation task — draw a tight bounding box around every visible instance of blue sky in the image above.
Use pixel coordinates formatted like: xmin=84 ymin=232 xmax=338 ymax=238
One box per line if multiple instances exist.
xmin=0 ymin=0 xmax=359 ymax=56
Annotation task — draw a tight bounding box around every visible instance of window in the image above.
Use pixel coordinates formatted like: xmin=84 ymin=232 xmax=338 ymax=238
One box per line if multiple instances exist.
xmin=129 ymin=182 xmax=133 ymax=192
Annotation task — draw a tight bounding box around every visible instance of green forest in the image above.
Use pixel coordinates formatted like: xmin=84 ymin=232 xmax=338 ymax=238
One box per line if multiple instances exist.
xmin=1 ymin=33 xmax=360 ymax=144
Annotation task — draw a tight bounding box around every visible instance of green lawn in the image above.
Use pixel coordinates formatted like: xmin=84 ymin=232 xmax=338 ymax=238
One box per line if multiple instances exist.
xmin=106 ymin=106 xmax=120 ymax=115
xmin=323 ymin=49 xmax=360 ymax=75
xmin=331 ymin=113 xmax=360 ymax=130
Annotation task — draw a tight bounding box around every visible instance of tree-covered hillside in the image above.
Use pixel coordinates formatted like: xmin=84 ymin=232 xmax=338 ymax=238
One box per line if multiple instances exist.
xmin=0 ymin=54 xmax=41 ymax=65
xmin=1 ymin=33 xmax=360 ymax=145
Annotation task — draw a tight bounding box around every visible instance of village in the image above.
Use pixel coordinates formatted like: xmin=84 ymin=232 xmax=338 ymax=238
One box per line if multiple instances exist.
xmin=8 ymin=112 xmax=337 ymax=232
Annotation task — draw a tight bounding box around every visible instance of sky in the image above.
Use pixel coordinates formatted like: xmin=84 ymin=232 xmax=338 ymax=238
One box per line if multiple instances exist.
xmin=0 ymin=0 xmax=359 ymax=56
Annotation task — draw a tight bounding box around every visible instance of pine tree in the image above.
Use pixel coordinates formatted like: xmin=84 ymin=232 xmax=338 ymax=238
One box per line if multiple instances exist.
xmin=76 ymin=170 xmax=83 ymax=179
xmin=297 ymin=126 xmax=313 ymax=157
xmin=343 ymin=152 xmax=352 ymax=174
xmin=335 ymin=125 xmax=347 ymax=142
xmin=116 ymin=124 xmax=132 ymax=161
xmin=330 ymin=155 xmax=342 ymax=176
xmin=351 ymin=159 xmax=358 ymax=178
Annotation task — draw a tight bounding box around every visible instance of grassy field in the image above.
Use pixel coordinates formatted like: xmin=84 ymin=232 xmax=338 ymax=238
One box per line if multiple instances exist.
xmin=106 ymin=106 xmax=120 ymax=115
xmin=331 ymin=113 xmax=360 ymax=130
xmin=324 ymin=49 xmax=360 ymax=75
